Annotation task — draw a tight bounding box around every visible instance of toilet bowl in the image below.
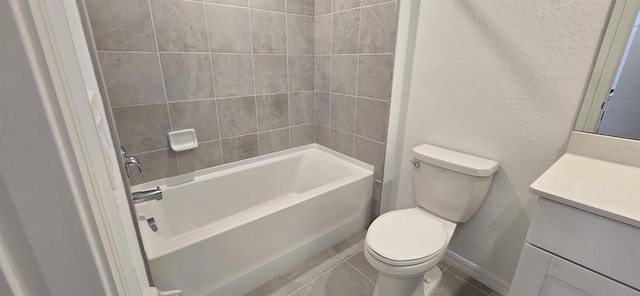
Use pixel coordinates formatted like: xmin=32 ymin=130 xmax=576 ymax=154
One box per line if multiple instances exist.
xmin=365 ymin=144 xmax=499 ymax=296
xmin=365 ymin=208 xmax=456 ymax=296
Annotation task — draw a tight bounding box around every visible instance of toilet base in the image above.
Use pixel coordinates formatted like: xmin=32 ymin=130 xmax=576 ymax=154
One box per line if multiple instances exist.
xmin=372 ymin=266 xmax=442 ymax=296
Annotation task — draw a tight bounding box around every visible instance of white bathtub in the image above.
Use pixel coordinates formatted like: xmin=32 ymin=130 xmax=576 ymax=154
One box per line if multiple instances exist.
xmin=133 ymin=144 xmax=373 ymax=296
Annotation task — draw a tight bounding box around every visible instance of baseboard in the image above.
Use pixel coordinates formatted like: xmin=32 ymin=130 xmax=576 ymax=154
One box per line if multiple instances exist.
xmin=443 ymin=250 xmax=511 ymax=296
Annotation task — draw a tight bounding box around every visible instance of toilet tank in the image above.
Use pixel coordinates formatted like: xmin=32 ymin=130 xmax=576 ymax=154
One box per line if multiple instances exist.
xmin=411 ymin=144 xmax=499 ymax=222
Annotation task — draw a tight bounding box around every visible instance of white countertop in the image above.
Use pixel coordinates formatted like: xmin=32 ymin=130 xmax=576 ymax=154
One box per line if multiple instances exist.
xmin=530 ymin=153 xmax=640 ymax=228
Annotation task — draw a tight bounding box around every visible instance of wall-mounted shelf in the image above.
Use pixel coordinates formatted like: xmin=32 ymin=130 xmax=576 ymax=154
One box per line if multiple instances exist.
xmin=168 ymin=129 xmax=198 ymax=152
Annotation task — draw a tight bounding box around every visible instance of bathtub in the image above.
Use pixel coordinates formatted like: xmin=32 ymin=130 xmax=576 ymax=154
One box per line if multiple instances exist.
xmin=133 ymin=144 xmax=373 ymax=296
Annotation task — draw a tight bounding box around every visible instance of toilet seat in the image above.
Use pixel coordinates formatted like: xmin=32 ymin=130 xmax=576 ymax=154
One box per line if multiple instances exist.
xmin=366 ymin=208 xmax=448 ymax=267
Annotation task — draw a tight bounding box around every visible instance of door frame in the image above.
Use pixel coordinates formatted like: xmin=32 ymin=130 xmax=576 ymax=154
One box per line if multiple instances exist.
xmin=15 ymin=0 xmax=149 ymax=294
xmin=575 ymin=0 xmax=640 ymax=133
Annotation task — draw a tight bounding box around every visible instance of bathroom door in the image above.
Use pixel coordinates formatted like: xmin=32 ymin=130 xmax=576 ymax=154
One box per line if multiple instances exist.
xmin=71 ymin=0 xmax=156 ymax=288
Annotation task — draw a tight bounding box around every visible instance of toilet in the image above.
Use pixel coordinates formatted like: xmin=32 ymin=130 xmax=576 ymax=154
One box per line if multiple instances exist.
xmin=365 ymin=144 xmax=499 ymax=296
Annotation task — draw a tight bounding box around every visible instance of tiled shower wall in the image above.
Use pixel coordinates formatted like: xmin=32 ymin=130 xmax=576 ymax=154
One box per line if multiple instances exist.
xmin=85 ymin=0 xmax=316 ymax=185
xmin=84 ymin=0 xmax=397 ymax=220
xmin=313 ymin=0 xmax=397 ymax=218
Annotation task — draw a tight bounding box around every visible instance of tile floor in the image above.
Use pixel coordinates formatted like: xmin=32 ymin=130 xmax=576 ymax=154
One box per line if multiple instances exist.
xmin=245 ymin=230 xmax=499 ymax=296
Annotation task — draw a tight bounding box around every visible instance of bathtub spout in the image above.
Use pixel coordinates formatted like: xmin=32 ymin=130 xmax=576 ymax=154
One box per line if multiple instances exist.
xmin=132 ymin=187 xmax=163 ymax=204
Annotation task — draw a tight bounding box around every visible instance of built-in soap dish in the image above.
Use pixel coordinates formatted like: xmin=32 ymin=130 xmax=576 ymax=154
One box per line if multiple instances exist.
xmin=168 ymin=129 xmax=198 ymax=152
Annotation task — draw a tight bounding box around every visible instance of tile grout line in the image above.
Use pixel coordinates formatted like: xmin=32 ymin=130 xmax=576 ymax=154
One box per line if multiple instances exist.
xmin=110 ymin=90 xmax=330 ymax=108
xmin=146 ymin=0 xmax=181 ymax=172
xmin=285 ymin=258 xmax=348 ymax=296
xmin=446 ymin=269 xmax=492 ymax=296
xmin=182 ymin=0 xmax=315 ymax=17
xmin=315 ymin=0 xmax=397 ymax=16
xmin=247 ymin=7 xmax=261 ymax=156
xmin=96 ymin=49 xmax=390 ymax=55
xmin=327 ymin=0 xmax=334 ymax=149
xmin=285 ymin=2 xmax=292 ymax=150
xmin=202 ymin=0 xmax=225 ymax=164
xmin=129 ymin=123 xmax=315 ymax=158
xmin=344 ymin=258 xmax=376 ymax=286
xmin=352 ymin=0 xmax=363 ymax=157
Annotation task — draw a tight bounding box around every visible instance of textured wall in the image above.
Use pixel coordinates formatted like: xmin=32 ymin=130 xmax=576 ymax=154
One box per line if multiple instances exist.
xmin=395 ymin=0 xmax=612 ymax=283
xmin=85 ymin=0 xmax=316 ymax=185
xmin=314 ymin=0 xmax=398 ymax=218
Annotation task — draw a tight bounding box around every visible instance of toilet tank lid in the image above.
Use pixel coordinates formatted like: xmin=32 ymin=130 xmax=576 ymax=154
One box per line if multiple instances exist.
xmin=412 ymin=144 xmax=499 ymax=177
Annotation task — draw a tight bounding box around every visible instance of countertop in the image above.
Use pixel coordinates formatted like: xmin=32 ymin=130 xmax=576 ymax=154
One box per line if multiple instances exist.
xmin=530 ymin=153 xmax=640 ymax=228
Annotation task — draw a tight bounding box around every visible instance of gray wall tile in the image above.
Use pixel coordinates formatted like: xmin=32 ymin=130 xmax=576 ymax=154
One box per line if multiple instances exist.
xmin=254 ymin=55 xmax=288 ymax=94
xmin=259 ymin=128 xmax=290 ymax=154
xmin=222 ymin=134 xmax=259 ymax=162
xmin=315 ymin=0 xmax=332 ymax=15
xmin=211 ymin=54 xmax=255 ymax=97
xmin=217 ymin=96 xmax=258 ymax=137
xmin=357 ymin=54 xmax=393 ymax=100
xmin=112 ymin=104 xmax=171 ymax=154
xmin=333 ymin=0 xmax=360 ymax=12
xmin=150 ymin=0 xmax=208 ymax=52
xmin=287 ymin=15 xmax=315 ymax=54
xmin=315 ymin=91 xmax=330 ymax=126
xmin=354 ymin=136 xmax=384 ymax=180
xmin=160 ymin=53 xmax=214 ymax=102
xmin=330 ymin=128 xmax=354 ymax=156
xmin=315 ymin=15 xmax=332 ymax=54
xmin=169 ymin=100 xmax=220 ymax=141
xmin=287 ymin=0 xmax=314 ymax=15
xmin=206 ymin=5 xmax=252 ymax=53
xmin=85 ymin=0 xmax=156 ymax=51
xmin=289 ymin=55 xmax=315 ymax=91
xmin=177 ymin=140 xmax=223 ymax=173
xmin=98 ymin=52 xmax=165 ymax=107
xmin=251 ymin=10 xmax=287 ymax=54
xmin=331 ymin=55 xmax=358 ymax=95
xmin=315 ymin=124 xmax=331 ymax=147
xmin=250 ymin=0 xmax=285 ymax=11
xmin=332 ymin=10 xmax=360 ymax=54
xmin=206 ymin=0 xmax=249 ymax=7
xmin=315 ymin=56 xmax=331 ymax=91
xmin=359 ymin=3 xmax=397 ymax=53
xmin=291 ymin=124 xmax=315 ymax=147
xmin=290 ymin=92 xmax=315 ymax=125
xmin=331 ymin=94 xmax=355 ymax=132
xmin=257 ymin=94 xmax=289 ymax=131
xmin=129 ymin=150 xmax=179 ymax=185
xmin=355 ymin=98 xmax=388 ymax=142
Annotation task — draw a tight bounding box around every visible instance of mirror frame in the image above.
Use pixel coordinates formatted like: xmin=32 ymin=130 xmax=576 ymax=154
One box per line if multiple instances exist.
xmin=575 ymin=0 xmax=640 ymax=133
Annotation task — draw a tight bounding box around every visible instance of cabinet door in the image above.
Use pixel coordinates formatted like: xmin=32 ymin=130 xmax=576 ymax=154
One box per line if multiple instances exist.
xmin=510 ymin=244 xmax=640 ymax=296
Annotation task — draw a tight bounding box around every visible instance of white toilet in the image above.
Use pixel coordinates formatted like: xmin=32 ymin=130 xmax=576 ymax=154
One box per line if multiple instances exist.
xmin=365 ymin=144 xmax=499 ymax=296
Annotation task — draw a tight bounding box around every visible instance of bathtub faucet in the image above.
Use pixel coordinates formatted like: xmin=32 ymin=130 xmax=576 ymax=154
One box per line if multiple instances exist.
xmin=132 ymin=187 xmax=163 ymax=204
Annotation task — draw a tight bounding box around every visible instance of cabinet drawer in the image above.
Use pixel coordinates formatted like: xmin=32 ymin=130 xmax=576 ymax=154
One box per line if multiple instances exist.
xmin=528 ymin=198 xmax=640 ymax=290
xmin=511 ymin=244 xmax=640 ymax=296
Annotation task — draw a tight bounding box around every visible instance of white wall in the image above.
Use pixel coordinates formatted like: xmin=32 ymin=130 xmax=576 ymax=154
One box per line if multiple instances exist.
xmin=394 ymin=0 xmax=612 ymax=284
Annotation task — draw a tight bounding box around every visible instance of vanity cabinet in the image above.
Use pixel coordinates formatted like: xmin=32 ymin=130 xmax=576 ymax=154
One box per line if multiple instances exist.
xmin=511 ymin=198 xmax=640 ymax=296
xmin=513 ymin=244 xmax=638 ymax=296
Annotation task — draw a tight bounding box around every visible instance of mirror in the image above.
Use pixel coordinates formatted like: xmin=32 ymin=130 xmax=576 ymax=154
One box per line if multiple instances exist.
xmin=575 ymin=0 xmax=640 ymax=140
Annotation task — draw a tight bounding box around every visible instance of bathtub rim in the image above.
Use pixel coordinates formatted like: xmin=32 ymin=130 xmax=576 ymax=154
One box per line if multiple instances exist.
xmin=131 ymin=144 xmax=373 ymax=192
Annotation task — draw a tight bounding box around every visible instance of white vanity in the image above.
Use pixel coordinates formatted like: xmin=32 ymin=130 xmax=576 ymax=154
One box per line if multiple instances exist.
xmin=510 ymin=134 xmax=640 ymax=296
